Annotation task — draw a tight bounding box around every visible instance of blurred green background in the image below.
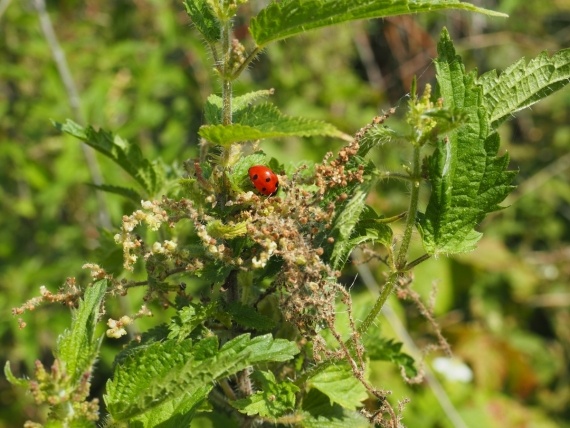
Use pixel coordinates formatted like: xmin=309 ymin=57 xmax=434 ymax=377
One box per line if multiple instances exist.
xmin=1 ymin=0 xmax=569 ymax=426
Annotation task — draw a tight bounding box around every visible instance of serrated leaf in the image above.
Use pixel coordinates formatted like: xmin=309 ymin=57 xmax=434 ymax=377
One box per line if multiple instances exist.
xmin=250 ymin=0 xmax=506 ymax=47
xmin=130 ymin=384 xmax=211 ymax=428
xmin=307 ymin=363 xmax=368 ymax=411
xmin=106 ymin=334 xmax=298 ymax=420
xmin=56 ymin=279 xmax=106 ymax=384
xmin=87 ymin=183 xmax=141 ymax=203
xmin=4 ymin=361 xmax=29 ymax=388
xmin=205 ymin=90 xmax=275 ymax=125
xmin=330 ymin=183 xmax=371 ymax=269
xmin=300 ymin=389 xmax=370 ymax=428
xmin=199 ymin=104 xmax=342 ymax=146
xmin=167 ymin=302 xmax=219 ymax=341
xmin=364 ymin=337 xmax=417 ymax=378
xmin=417 ymin=28 xmax=516 ymax=255
xmin=55 ymin=119 xmax=161 ymax=196
xmin=183 ymin=0 xmax=221 ymax=43
xmin=232 ymin=370 xmax=299 ymax=418
xmin=480 ymin=48 xmax=570 ymax=128
xmin=331 ymin=203 xmax=393 ymax=270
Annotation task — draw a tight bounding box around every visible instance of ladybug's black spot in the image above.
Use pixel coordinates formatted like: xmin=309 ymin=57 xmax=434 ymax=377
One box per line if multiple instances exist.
xmin=265 ymin=177 xmax=271 ymax=182
xmin=252 ymin=174 xmax=258 ymax=180
xmin=262 ymin=188 xmax=267 ymax=192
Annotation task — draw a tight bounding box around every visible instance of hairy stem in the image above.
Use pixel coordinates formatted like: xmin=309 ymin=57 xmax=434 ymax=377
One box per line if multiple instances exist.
xmin=395 ymin=145 xmax=421 ymax=270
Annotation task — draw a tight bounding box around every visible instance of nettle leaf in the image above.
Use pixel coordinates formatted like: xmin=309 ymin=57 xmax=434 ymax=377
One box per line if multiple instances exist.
xmin=300 ymin=389 xmax=370 ymax=428
xmin=199 ymin=103 xmax=342 ymax=146
xmin=167 ymin=302 xmax=219 ymax=341
xmin=331 ymin=203 xmax=393 ymax=270
xmin=130 ymin=384 xmax=211 ymax=428
xmin=205 ymin=90 xmax=275 ymax=125
xmin=183 ymin=0 xmax=220 ymax=43
xmin=307 ymin=363 xmax=368 ymax=411
xmin=86 ymin=183 xmax=141 ymax=203
xmin=106 ymin=334 xmax=298 ymax=420
xmin=56 ymin=119 xmax=162 ymax=196
xmin=417 ymin=28 xmax=516 ymax=256
xmin=365 ymin=337 xmax=418 ymax=379
xmin=250 ymin=0 xmax=506 ymax=47
xmin=232 ymin=370 xmax=299 ymax=418
xmin=480 ymin=48 xmax=570 ymax=128
xmin=56 ymin=279 xmax=107 ymax=384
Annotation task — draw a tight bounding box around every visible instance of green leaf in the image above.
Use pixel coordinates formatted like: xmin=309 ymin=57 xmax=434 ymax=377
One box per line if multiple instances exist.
xmin=250 ymin=0 xmax=506 ymax=47
xmin=204 ymin=90 xmax=275 ymax=125
xmin=87 ymin=183 xmax=141 ymax=203
xmin=167 ymin=302 xmax=219 ymax=341
xmin=364 ymin=337 xmax=418 ymax=378
xmin=56 ymin=119 xmax=162 ymax=196
xmin=331 ymin=203 xmax=393 ymax=270
xmin=4 ymin=361 xmax=29 ymax=388
xmin=199 ymin=103 xmax=342 ymax=146
xmin=417 ymin=28 xmax=516 ymax=255
xmin=232 ymin=371 xmax=299 ymax=418
xmin=183 ymin=0 xmax=221 ymax=43
xmin=56 ymin=279 xmax=107 ymax=384
xmin=105 ymin=334 xmax=298 ymax=420
xmin=130 ymin=384 xmax=211 ymax=428
xmin=479 ymin=48 xmax=570 ymax=128
xmin=300 ymin=389 xmax=370 ymax=428
xmin=307 ymin=363 xmax=368 ymax=411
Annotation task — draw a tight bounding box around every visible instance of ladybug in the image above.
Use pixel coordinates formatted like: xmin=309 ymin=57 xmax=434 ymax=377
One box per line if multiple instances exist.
xmin=248 ymin=165 xmax=279 ymax=196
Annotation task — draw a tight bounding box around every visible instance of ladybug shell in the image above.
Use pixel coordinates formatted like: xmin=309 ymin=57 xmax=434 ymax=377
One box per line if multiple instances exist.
xmin=248 ymin=165 xmax=279 ymax=196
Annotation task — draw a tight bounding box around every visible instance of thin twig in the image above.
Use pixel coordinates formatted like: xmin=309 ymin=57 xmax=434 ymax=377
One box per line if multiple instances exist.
xmin=33 ymin=0 xmax=111 ymax=229
xmin=354 ymin=261 xmax=468 ymax=428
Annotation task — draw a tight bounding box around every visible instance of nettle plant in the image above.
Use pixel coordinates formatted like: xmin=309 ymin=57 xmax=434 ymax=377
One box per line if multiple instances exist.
xmin=6 ymin=1 xmax=570 ymax=427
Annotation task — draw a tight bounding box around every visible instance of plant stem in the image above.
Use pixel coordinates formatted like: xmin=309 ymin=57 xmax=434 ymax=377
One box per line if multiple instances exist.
xmin=355 ymin=144 xmax=422 ymax=338
xmin=357 ymin=273 xmax=399 ymax=335
xmin=395 ymin=145 xmax=422 ymax=270
xmin=221 ymin=20 xmax=232 ymax=127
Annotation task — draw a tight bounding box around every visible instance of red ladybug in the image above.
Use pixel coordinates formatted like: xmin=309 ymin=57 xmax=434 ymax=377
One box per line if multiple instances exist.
xmin=248 ymin=165 xmax=279 ymax=196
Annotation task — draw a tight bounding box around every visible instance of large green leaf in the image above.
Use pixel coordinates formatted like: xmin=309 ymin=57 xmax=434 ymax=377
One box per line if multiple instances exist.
xmin=56 ymin=119 xmax=162 ymax=196
xmin=55 ymin=279 xmax=107 ymax=384
xmin=417 ymin=29 xmax=516 ymax=255
xmin=250 ymin=0 xmax=506 ymax=47
xmin=105 ymin=334 xmax=299 ymax=420
xmin=479 ymin=48 xmax=570 ymax=128
xmin=307 ymin=363 xmax=368 ymax=411
xmin=199 ymin=103 xmax=342 ymax=146
xmin=300 ymin=389 xmax=370 ymax=427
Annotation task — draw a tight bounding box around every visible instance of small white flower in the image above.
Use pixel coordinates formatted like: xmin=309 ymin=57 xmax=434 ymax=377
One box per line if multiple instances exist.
xmin=433 ymin=357 xmax=473 ymax=383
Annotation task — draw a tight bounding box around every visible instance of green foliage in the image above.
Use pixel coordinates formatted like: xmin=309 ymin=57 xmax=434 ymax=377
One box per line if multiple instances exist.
xmin=365 ymin=337 xmax=418 ymax=379
xmin=250 ymin=0 xmax=507 ymax=46
xmin=417 ymin=29 xmax=518 ymax=255
xmin=4 ymin=1 xmax=570 ymax=427
xmin=199 ymin=103 xmax=343 ymax=146
xmin=480 ymin=48 xmax=570 ymax=128
xmin=182 ymin=0 xmax=221 ymax=43
xmin=5 ymin=280 xmax=107 ymax=425
xmin=106 ymin=334 xmax=299 ymax=420
xmin=55 ymin=280 xmax=107 ymax=384
xmin=232 ymin=370 xmax=299 ymax=418
xmin=56 ymin=119 xmax=164 ymax=198
xmin=307 ymin=363 xmax=369 ymax=410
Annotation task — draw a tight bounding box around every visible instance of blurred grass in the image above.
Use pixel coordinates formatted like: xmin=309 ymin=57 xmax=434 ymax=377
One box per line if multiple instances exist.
xmin=1 ymin=0 xmax=569 ymax=426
